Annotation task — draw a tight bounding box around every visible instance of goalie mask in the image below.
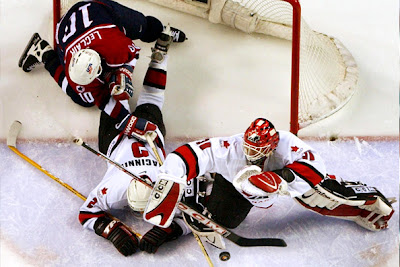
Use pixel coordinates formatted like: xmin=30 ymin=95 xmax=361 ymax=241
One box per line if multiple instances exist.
xmin=243 ymin=118 xmax=279 ymax=165
xmin=68 ymin=49 xmax=102 ymax=85
xmin=127 ymin=179 xmax=152 ymax=212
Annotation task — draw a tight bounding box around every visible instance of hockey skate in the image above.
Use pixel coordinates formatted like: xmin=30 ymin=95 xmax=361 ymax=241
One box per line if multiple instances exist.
xmin=169 ymin=26 xmax=187 ymax=43
xmin=151 ymin=25 xmax=186 ymax=63
xmin=18 ymin=33 xmax=52 ymax=72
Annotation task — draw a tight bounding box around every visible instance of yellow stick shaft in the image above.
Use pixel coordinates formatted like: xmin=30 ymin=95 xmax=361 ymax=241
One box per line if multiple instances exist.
xmin=8 ymin=145 xmax=142 ymax=238
xmin=8 ymin=145 xmax=86 ymax=201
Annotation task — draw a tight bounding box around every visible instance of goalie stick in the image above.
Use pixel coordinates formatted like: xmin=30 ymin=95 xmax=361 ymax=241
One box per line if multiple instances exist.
xmin=74 ymin=138 xmax=287 ymax=247
xmin=7 ymin=121 xmax=142 ymax=238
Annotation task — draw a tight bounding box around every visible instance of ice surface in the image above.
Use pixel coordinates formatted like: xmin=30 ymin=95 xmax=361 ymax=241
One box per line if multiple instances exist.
xmin=1 ymin=139 xmax=398 ymax=266
xmin=0 ymin=0 xmax=399 ymax=266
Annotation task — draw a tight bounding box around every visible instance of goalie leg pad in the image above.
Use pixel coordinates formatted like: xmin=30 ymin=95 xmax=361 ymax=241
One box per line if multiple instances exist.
xmin=144 ymin=176 xmax=185 ymax=228
xmin=296 ymin=177 xmax=395 ymax=231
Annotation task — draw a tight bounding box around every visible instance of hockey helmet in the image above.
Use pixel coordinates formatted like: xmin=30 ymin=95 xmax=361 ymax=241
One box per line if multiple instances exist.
xmin=127 ymin=179 xmax=152 ymax=212
xmin=68 ymin=49 xmax=102 ymax=85
xmin=243 ymin=118 xmax=279 ymax=164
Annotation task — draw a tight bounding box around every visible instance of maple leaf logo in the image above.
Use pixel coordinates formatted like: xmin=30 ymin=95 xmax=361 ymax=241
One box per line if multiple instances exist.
xmin=291 ymin=146 xmax=299 ymax=152
xmin=101 ymin=187 xmax=108 ymax=195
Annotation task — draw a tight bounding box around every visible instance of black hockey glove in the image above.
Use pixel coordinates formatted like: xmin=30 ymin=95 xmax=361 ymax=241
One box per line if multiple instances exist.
xmin=140 ymin=221 xmax=183 ymax=253
xmin=94 ymin=216 xmax=139 ymax=256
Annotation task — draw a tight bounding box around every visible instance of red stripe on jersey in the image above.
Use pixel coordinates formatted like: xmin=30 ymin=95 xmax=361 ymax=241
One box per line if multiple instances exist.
xmin=79 ymin=211 xmax=106 ymax=225
xmin=144 ymin=68 xmax=167 ymax=89
xmin=53 ymin=65 xmax=63 ymax=83
xmin=173 ymin=145 xmax=199 ymax=181
xmin=286 ymin=161 xmax=323 ymax=186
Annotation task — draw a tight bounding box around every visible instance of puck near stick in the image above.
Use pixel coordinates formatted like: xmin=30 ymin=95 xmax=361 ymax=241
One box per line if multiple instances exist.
xmin=219 ymin=251 xmax=230 ymax=261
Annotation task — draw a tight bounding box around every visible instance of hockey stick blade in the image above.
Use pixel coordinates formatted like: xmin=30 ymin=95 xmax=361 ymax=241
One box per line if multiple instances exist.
xmin=226 ymin=232 xmax=287 ymax=247
xmin=7 ymin=120 xmax=22 ymax=147
xmin=178 ymin=202 xmax=287 ymax=247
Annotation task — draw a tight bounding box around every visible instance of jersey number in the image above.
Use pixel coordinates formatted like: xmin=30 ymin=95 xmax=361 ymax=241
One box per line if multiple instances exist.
xmin=62 ymin=3 xmax=94 ymax=43
xmin=131 ymin=142 xmax=149 ymax=158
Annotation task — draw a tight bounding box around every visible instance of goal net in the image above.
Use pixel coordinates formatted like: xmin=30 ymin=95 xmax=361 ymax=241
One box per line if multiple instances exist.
xmin=53 ymin=0 xmax=358 ymax=134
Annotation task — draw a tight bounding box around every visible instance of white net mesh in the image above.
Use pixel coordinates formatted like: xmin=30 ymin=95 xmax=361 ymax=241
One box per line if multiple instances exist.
xmin=217 ymin=0 xmax=358 ymax=127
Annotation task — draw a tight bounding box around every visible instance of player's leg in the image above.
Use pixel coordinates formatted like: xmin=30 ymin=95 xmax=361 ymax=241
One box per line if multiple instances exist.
xmin=98 ymin=111 xmax=121 ymax=155
xmin=132 ymin=27 xmax=176 ymax=137
xmin=19 ymin=33 xmax=93 ymax=107
xmin=206 ymin=174 xmax=254 ymax=229
xmin=295 ymin=175 xmax=395 ymax=231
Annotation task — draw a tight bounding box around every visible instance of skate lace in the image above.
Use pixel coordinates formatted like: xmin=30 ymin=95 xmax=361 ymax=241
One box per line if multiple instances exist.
xmin=171 ymin=31 xmax=179 ymax=42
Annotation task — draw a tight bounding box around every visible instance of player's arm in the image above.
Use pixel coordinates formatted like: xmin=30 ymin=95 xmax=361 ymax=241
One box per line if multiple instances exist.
xmin=139 ymin=217 xmax=186 ymax=253
xmin=79 ymin=185 xmax=139 ymax=256
xmin=143 ymin=137 xmax=234 ymax=228
xmin=232 ymin=147 xmax=325 ymax=200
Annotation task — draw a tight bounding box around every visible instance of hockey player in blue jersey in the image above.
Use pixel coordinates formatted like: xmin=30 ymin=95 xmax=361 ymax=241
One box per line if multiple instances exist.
xmin=19 ymin=0 xmax=186 ymax=123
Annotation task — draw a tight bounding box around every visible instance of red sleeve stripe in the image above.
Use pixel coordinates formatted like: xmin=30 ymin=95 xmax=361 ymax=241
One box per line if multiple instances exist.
xmin=79 ymin=211 xmax=106 ymax=225
xmin=172 ymin=144 xmax=199 ymax=181
xmin=285 ymin=161 xmax=324 ymax=187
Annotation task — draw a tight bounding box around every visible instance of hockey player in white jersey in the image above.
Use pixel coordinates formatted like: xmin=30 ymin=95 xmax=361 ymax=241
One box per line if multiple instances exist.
xmin=143 ymin=118 xmax=395 ymax=234
xmin=78 ymin=30 xmax=190 ymax=257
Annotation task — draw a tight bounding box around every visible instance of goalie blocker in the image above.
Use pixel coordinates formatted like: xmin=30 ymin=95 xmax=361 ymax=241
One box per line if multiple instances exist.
xmin=295 ymin=176 xmax=395 ymax=231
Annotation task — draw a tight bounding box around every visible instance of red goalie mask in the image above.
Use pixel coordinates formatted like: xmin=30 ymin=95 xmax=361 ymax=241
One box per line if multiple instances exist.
xmin=243 ymin=118 xmax=280 ymax=164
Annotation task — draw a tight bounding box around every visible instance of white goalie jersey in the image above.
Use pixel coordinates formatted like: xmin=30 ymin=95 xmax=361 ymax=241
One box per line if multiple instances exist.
xmin=158 ymin=130 xmax=327 ymax=208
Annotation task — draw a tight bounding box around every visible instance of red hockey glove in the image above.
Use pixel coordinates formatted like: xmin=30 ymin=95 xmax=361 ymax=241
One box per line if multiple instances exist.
xmin=94 ymin=217 xmax=139 ymax=256
xmin=139 ymin=221 xmax=183 ymax=253
xmin=109 ymin=64 xmax=134 ymax=101
xmin=233 ymin=165 xmax=288 ymax=197
xmin=116 ymin=114 xmax=158 ymax=142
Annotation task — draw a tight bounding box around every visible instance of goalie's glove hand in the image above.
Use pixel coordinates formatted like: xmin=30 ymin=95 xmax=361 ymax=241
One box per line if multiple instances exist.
xmin=116 ymin=114 xmax=158 ymax=142
xmin=233 ymin=165 xmax=288 ymax=197
xmin=94 ymin=217 xmax=139 ymax=256
xmin=109 ymin=64 xmax=134 ymax=101
xmin=139 ymin=221 xmax=183 ymax=253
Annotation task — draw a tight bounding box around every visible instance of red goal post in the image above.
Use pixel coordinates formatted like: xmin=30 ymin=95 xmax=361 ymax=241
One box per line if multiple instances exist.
xmin=53 ymin=0 xmax=358 ymax=135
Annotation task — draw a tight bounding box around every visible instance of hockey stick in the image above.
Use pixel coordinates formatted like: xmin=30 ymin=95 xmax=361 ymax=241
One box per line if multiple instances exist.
xmin=75 ymin=138 xmax=287 ymax=247
xmin=7 ymin=121 xmax=141 ymax=238
xmin=144 ymin=133 xmax=214 ymax=267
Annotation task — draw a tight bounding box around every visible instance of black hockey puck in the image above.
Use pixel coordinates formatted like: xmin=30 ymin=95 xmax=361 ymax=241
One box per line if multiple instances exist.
xmin=219 ymin=251 xmax=230 ymax=261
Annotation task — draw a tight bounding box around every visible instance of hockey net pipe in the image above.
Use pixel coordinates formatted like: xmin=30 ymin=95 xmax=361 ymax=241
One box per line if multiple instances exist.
xmin=53 ymin=0 xmax=358 ymax=135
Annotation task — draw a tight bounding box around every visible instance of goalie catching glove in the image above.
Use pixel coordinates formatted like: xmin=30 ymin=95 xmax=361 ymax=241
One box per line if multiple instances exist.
xmin=116 ymin=114 xmax=158 ymax=142
xmin=233 ymin=165 xmax=289 ymax=198
xmin=94 ymin=216 xmax=139 ymax=256
xmin=109 ymin=64 xmax=134 ymax=101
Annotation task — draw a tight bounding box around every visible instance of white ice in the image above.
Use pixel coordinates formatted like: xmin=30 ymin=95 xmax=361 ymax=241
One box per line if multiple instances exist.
xmin=0 ymin=0 xmax=399 ymax=266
